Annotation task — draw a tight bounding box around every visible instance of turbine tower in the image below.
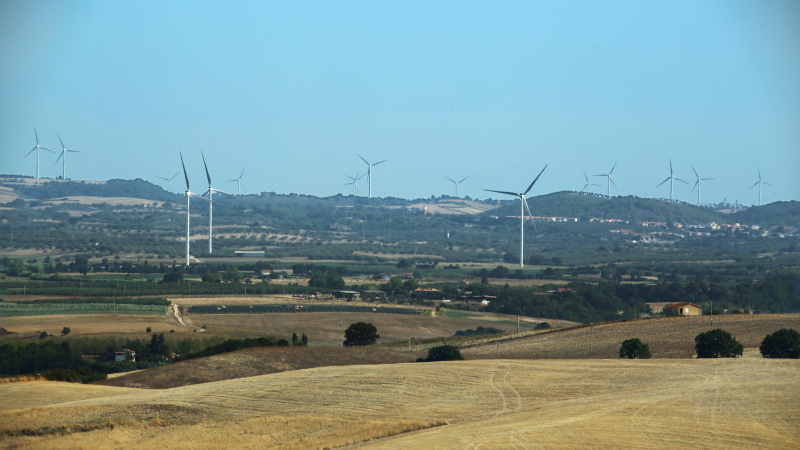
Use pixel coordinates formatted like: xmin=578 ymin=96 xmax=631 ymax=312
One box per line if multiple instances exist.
xmin=748 ymin=168 xmax=773 ymax=206
xmin=201 ymin=152 xmax=232 ymax=254
xmin=580 ymin=170 xmax=601 ymax=194
xmin=357 ymin=154 xmax=386 ymax=198
xmin=344 ymin=172 xmax=365 ymax=196
xmin=484 ymin=164 xmax=547 ymax=268
xmin=179 ymin=152 xmax=209 ymax=266
xmin=25 ymin=129 xmax=53 ymax=179
xmin=656 ymin=159 xmax=687 ymax=202
xmin=158 ymin=172 xmax=180 ymax=193
xmin=55 ymin=135 xmax=81 ymax=180
xmin=227 ymin=169 xmax=246 ymax=195
xmin=594 ymin=162 xmax=617 ymax=198
xmin=444 ymin=175 xmax=469 ymax=197
xmin=690 ymin=166 xmax=713 ymax=206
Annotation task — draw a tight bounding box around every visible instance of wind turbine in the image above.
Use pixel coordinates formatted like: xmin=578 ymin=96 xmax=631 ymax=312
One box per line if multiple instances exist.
xmin=444 ymin=175 xmax=469 ymax=197
xmin=158 ymin=172 xmax=180 ymax=193
xmin=201 ymin=152 xmax=232 ymax=254
xmin=227 ymin=169 xmax=246 ymax=195
xmin=594 ymin=162 xmax=617 ymax=198
xmin=25 ymin=129 xmax=54 ymax=179
xmin=748 ymin=167 xmax=773 ymax=207
xmin=54 ymin=135 xmax=81 ymax=180
xmin=179 ymin=152 xmax=210 ymax=266
xmin=344 ymin=172 xmax=365 ymax=196
xmin=580 ymin=170 xmax=601 ymax=195
xmin=690 ymin=166 xmax=713 ymax=206
xmin=357 ymin=154 xmax=386 ymax=198
xmin=484 ymin=164 xmax=547 ymax=268
xmin=656 ymin=159 xmax=687 ymax=202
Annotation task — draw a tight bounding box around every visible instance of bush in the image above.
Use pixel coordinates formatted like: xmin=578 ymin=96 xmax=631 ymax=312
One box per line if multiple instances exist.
xmin=61 ymin=326 xmax=70 ymax=336
xmin=760 ymin=328 xmax=800 ymax=358
xmin=417 ymin=345 xmax=464 ymax=362
xmin=695 ymin=329 xmax=743 ymax=358
xmin=343 ymin=322 xmax=379 ymax=347
xmin=534 ymin=322 xmax=551 ymax=330
xmin=41 ymin=367 xmax=107 ymax=384
xmin=618 ymin=338 xmax=651 ymax=359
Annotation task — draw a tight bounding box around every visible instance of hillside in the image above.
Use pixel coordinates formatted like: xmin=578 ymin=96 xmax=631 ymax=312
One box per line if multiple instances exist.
xmin=725 ymin=200 xmax=800 ymax=228
xmin=2 ymin=357 xmax=798 ymax=448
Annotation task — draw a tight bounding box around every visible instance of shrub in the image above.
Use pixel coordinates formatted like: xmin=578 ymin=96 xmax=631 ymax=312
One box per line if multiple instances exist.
xmin=534 ymin=322 xmax=551 ymax=330
xmin=760 ymin=328 xmax=800 ymax=358
xmin=61 ymin=326 xmax=70 ymax=336
xmin=417 ymin=345 xmax=464 ymax=362
xmin=695 ymin=329 xmax=743 ymax=358
xmin=619 ymin=338 xmax=651 ymax=359
xmin=343 ymin=322 xmax=379 ymax=347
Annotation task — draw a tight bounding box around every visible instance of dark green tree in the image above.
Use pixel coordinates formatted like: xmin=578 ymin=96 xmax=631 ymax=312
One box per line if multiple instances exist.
xmin=759 ymin=328 xmax=800 ymax=358
xmin=292 ymin=332 xmax=299 ymax=345
xmin=61 ymin=326 xmax=71 ymax=336
xmin=418 ymin=344 xmax=464 ymax=362
xmin=148 ymin=333 xmax=168 ymax=360
xmin=619 ymin=338 xmax=652 ymax=359
xmin=695 ymin=329 xmax=743 ymax=358
xmin=301 ymin=334 xmax=308 ymax=346
xmin=343 ymin=322 xmax=379 ymax=347
xmin=161 ymin=271 xmax=183 ymax=283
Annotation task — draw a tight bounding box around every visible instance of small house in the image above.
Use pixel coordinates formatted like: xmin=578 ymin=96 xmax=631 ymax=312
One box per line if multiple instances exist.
xmin=665 ymin=302 xmax=702 ymax=317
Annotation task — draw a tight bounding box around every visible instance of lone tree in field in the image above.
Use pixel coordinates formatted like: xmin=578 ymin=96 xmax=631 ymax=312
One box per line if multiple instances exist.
xmin=619 ymin=338 xmax=651 ymax=359
xmin=343 ymin=322 xmax=379 ymax=347
xmin=760 ymin=328 xmax=800 ymax=359
xmin=695 ymin=329 xmax=743 ymax=358
xmin=61 ymin=326 xmax=71 ymax=336
xmin=417 ymin=344 xmax=464 ymax=362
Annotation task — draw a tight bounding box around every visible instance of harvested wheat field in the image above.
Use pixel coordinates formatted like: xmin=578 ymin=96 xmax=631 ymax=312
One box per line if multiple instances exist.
xmin=463 ymin=313 xmax=800 ymax=359
xmin=1 ymin=357 xmax=798 ymax=449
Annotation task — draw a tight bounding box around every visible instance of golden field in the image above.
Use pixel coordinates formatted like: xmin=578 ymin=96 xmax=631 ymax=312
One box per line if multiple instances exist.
xmin=1 ymin=356 xmax=798 ymax=449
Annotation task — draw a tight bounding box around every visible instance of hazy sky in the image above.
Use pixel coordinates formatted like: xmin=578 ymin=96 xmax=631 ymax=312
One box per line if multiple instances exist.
xmin=2 ymin=1 xmax=798 ymax=206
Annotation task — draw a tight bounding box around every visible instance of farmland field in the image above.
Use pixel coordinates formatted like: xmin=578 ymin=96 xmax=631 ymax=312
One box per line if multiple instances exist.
xmin=1 ymin=357 xmax=798 ymax=448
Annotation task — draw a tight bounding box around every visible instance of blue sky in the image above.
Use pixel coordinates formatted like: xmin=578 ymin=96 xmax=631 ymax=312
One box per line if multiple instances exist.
xmin=1 ymin=1 xmax=798 ymax=206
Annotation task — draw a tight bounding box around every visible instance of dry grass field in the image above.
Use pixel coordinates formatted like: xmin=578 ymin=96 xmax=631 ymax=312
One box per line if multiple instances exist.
xmin=1 ymin=357 xmax=798 ymax=449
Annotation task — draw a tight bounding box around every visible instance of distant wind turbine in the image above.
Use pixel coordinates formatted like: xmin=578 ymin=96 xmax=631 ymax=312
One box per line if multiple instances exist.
xmin=484 ymin=164 xmax=548 ymax=268
xmin=25 ymin=129 xmax=53 ymax=179
xmin=158 ymin=172 xmax=180 ymax=193
xmin=594 ymin=162 xmax=617 ymax=198
xmin=344 ymin=172 xmax=365 ymax=196
xmin=54 ymin=135 xmax=81 ymax=180
xmin=444 ymin=175 xmax=469 ymax=197
xmin=227 ymin=169 xmax=246 ymax=195
xmin=748 ymin=168 xmax=773 ymax=207
xmin=656 ymin=159 xmax=687 ymax=202
xmin=580 ymin=170 xmax=601 ymax=195
xmin=179 ymin=152 xmax=210 ymax=266
xmin=357 ymin=154 xmax=386 ymax=198
xmin=201 ymin=152 xmax=232 ymax=254
xmin=690 ymin=166 xmax=713 ymax=206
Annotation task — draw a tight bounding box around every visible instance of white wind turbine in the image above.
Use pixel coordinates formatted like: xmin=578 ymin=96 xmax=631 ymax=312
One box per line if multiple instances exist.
xmin=444 ymin=175 xmax=469 ymax=197
xmin=25 ymin=129 xmax=54 ymax=179
xmin=484 ymin=164 xmax=547 ymax=268
xmin=594 ymin=162 xmax=617 ymax=198
xmin=55 ymin=135 xmax=81 ymax=180
xmin=179 ymin=152 xmax=210 ymax=266
xmin=357 ymin=154 xmax=386 ymax=198
xmin=580 ymin=170 xmax=601 ymax=195
xmin=748 ymin=167 xmax=773 ymax=207
xmin=690 ymin=166 xmax=713 ymax=206
xmin=158 ymin=172 xmax=180 ymax=193
xmin=227 ymin=169 xmax=246 ymax=195
xmin=656 ymin=159 xmax=687 ymax=202
xmin=344 ymin=172 xmax=365 ymax=196
xmin=201 ymin=152 xmax=232 ymax=254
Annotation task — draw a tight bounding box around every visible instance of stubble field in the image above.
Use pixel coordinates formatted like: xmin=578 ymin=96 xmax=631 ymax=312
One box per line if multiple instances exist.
xmin=1 ymin=357 xmax=798 ymax=449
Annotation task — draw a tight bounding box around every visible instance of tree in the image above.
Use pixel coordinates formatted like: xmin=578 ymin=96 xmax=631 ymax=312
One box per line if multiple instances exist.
xmin=292 ymin=333 xmax=299 ymax=345
xmin=74 ymin=255 xmax=90 ymax=275
xmin=161 ymin=271 xmax=183 ymax=283
xmin=222 ymin=266 xmax=243 ymax=283
xmin=301 ymin=334 xmax=308 ymax=346
xmin=418 ymin=344 xmax=464 ymax=362
xmin=695 ymin=329 xmax=743 ymax=358
xmin=343 ymin=322 xmax=379 ymax=346
xmin=201 ymin=272 xmax=222 ymax=283
xmin=148 ymin=333 xmax=168 ymax=360
xmin=760 ymin=328 xmax=800 ymax=358
xmin=61 ymin=327 xmax=71 ymax=336
xmin=619 ymin=338 xmax=651 ymax=359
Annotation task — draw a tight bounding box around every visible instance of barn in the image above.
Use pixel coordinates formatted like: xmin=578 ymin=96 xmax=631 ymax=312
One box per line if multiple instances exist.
xmin=664 ymin=302 xmax=702 ymax=316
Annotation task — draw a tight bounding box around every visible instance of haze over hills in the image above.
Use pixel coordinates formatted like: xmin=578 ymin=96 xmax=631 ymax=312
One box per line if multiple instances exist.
xmin=2 ymin=175 xmax=797 ymax=228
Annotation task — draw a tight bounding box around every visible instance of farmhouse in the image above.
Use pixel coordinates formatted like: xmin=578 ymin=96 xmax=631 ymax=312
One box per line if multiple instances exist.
xmin=664 ymin=302 xmax=702 ymax=317
xmin=334 ymin=290 xmax=360 ymax=301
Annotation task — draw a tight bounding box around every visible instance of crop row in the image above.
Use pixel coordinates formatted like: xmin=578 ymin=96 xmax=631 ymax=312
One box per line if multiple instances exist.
xmin=0 ymin=303 xmax=167 ymax=316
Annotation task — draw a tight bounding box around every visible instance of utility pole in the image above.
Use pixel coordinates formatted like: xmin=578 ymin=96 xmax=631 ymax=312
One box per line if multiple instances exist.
xmin=589 ymin=323 xmax=593 ymax=355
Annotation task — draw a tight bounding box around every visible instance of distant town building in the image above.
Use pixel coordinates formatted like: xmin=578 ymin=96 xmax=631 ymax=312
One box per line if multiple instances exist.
xmin=664 ymin=302 xmax=702 ymax=317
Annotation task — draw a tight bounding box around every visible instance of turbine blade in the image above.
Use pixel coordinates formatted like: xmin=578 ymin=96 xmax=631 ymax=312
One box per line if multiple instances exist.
xmin=201 ymin=152 xmax=212 ymax=186
xmin=691 ymin=165 xmax=699 ymax=178
xmin=170 ymin=172 xmax=179 ymax=181
xmin=35 ymin=129 xmax=39 ymax=144
xmin=373 ymin=159 xmax=387 ymax=166
xmin=763 ymin=181 xmax=774 ymax=187
xmin=484 ymin=189 xmax=519 ymax=197
xmin=524 ymin=197 xmax=539 ymax=235
xmin=657 ymin=177 xmax=670 ymax=187
xmin=25 ymin=148 xmax=37 ymax=157
xmin=58 ymin=135 xmax=65 ymax=149
xmin=444 ymin=176 xmax=456 ymax=183
xmin=675 ymin=178 xmax=688 ymax=184
xmin=609 ymin=161 xmax=617 ymax=174
xmin=748 ymin=181 xmax=759 ymax=190
xmin=239 ymin=169 xmax=245 ymax=179
xmin=669 ymin=159 xmax=673 ymax=175
xmin=55 ymin=151 xmax=64 ymax=163
xmin=180 ymin=152 xmax=190 ymax=191
xmin=583 ymin=170 xmax=589 ymax=183
xmin=523 ymin=164 xmax=548 ymax=195
xmin=357 ymin=154 xmax=369 ymax=165
xmin=459 ymin=175 xmax=469 ymax=183
xmin=41 ymin=147 xmax=53 ymax=153
xmin=610 ymin=176 xmax=617 ymax=189
xmin=692 ymin=180 xmax=699 ymax=192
